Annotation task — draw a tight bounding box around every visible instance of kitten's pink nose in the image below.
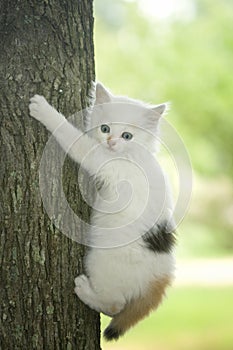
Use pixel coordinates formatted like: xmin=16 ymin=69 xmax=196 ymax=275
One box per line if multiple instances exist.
xmin=107 ymin=137 xmax=117 ymax=147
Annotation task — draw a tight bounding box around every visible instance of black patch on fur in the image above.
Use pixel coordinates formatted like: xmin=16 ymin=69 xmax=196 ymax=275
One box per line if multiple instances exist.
xmin=104 ymin=326 xmax=121 ymax=341
xmin=142 ymin=221 xmax=176 ymax=254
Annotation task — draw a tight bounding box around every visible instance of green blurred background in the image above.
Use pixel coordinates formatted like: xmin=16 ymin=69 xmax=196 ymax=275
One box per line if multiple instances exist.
xmin=94 ymin=0 xmax=233 ymax=349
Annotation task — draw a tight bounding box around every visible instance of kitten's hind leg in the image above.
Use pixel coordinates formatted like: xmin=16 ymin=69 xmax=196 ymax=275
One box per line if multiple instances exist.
xmin=74 ymin=275 xmax=106 ymax=313
xmin=74 ymin=274 xmax=124 ymax=316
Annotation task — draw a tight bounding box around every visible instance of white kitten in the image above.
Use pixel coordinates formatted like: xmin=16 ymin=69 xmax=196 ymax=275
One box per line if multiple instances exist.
xmin=29 ymin=83 xmax=175 ymax=341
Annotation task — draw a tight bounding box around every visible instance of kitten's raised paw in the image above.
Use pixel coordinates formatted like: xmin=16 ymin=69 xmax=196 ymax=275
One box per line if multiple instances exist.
xmin=29 ymin=95 xmax=51 ymax=121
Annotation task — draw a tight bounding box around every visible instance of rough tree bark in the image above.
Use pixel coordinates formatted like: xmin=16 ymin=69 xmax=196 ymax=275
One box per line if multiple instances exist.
xmin=0 ymin=1 xmax=101 ymax=349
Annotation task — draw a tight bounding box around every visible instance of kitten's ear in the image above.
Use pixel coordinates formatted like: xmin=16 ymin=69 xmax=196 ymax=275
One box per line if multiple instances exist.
xmin=95 ymin=82 xmax=112 ymax=104
xmin=151 ymin=103 xmax=167 ymax=117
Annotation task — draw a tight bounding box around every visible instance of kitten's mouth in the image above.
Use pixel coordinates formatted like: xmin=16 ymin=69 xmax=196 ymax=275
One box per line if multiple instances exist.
xmin=108 ymin=146 xmax=116 ymax=152
xmin=101 ymin=142 xmax=115 ymax=152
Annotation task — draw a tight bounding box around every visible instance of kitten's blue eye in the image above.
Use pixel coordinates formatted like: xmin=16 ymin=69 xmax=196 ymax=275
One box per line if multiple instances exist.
xmin=122 ymin=132 xmax=133 ymax=141
xmin=101 ymin=124 xmax=110 ymax=133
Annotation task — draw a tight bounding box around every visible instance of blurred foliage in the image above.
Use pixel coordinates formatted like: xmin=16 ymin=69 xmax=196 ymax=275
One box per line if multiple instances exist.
xmin=94 ymin=0 xmax=233 ymax=253
xmin=94 ymin=0 xmax=233 ymax=176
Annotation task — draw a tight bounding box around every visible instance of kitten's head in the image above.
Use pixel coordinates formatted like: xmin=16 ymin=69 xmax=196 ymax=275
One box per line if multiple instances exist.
xmin=87 ymin=82 xmax=167 ymax=156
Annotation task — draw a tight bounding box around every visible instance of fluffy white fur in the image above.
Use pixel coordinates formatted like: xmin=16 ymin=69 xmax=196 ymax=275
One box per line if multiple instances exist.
xmin=29 ymin=82 xmax=175 ymax=340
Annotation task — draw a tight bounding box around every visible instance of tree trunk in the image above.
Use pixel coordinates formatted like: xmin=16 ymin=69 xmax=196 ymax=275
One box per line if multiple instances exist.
xmin=0 ymin=1 xmax=101 ymax=349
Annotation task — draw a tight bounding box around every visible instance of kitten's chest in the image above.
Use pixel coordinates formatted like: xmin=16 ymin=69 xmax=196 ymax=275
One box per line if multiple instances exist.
xmin=97 ymin=161 xmax=148 ymax=199
xmin=91 ymin=157 xmax=167 ymax=234
xmin=92 ymin=161 xmax=152 ymax=224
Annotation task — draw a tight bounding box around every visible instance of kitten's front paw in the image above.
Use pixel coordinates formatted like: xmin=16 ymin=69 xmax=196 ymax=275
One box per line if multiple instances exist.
xmin=29 ymin=95 xmax=52 ymax=121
